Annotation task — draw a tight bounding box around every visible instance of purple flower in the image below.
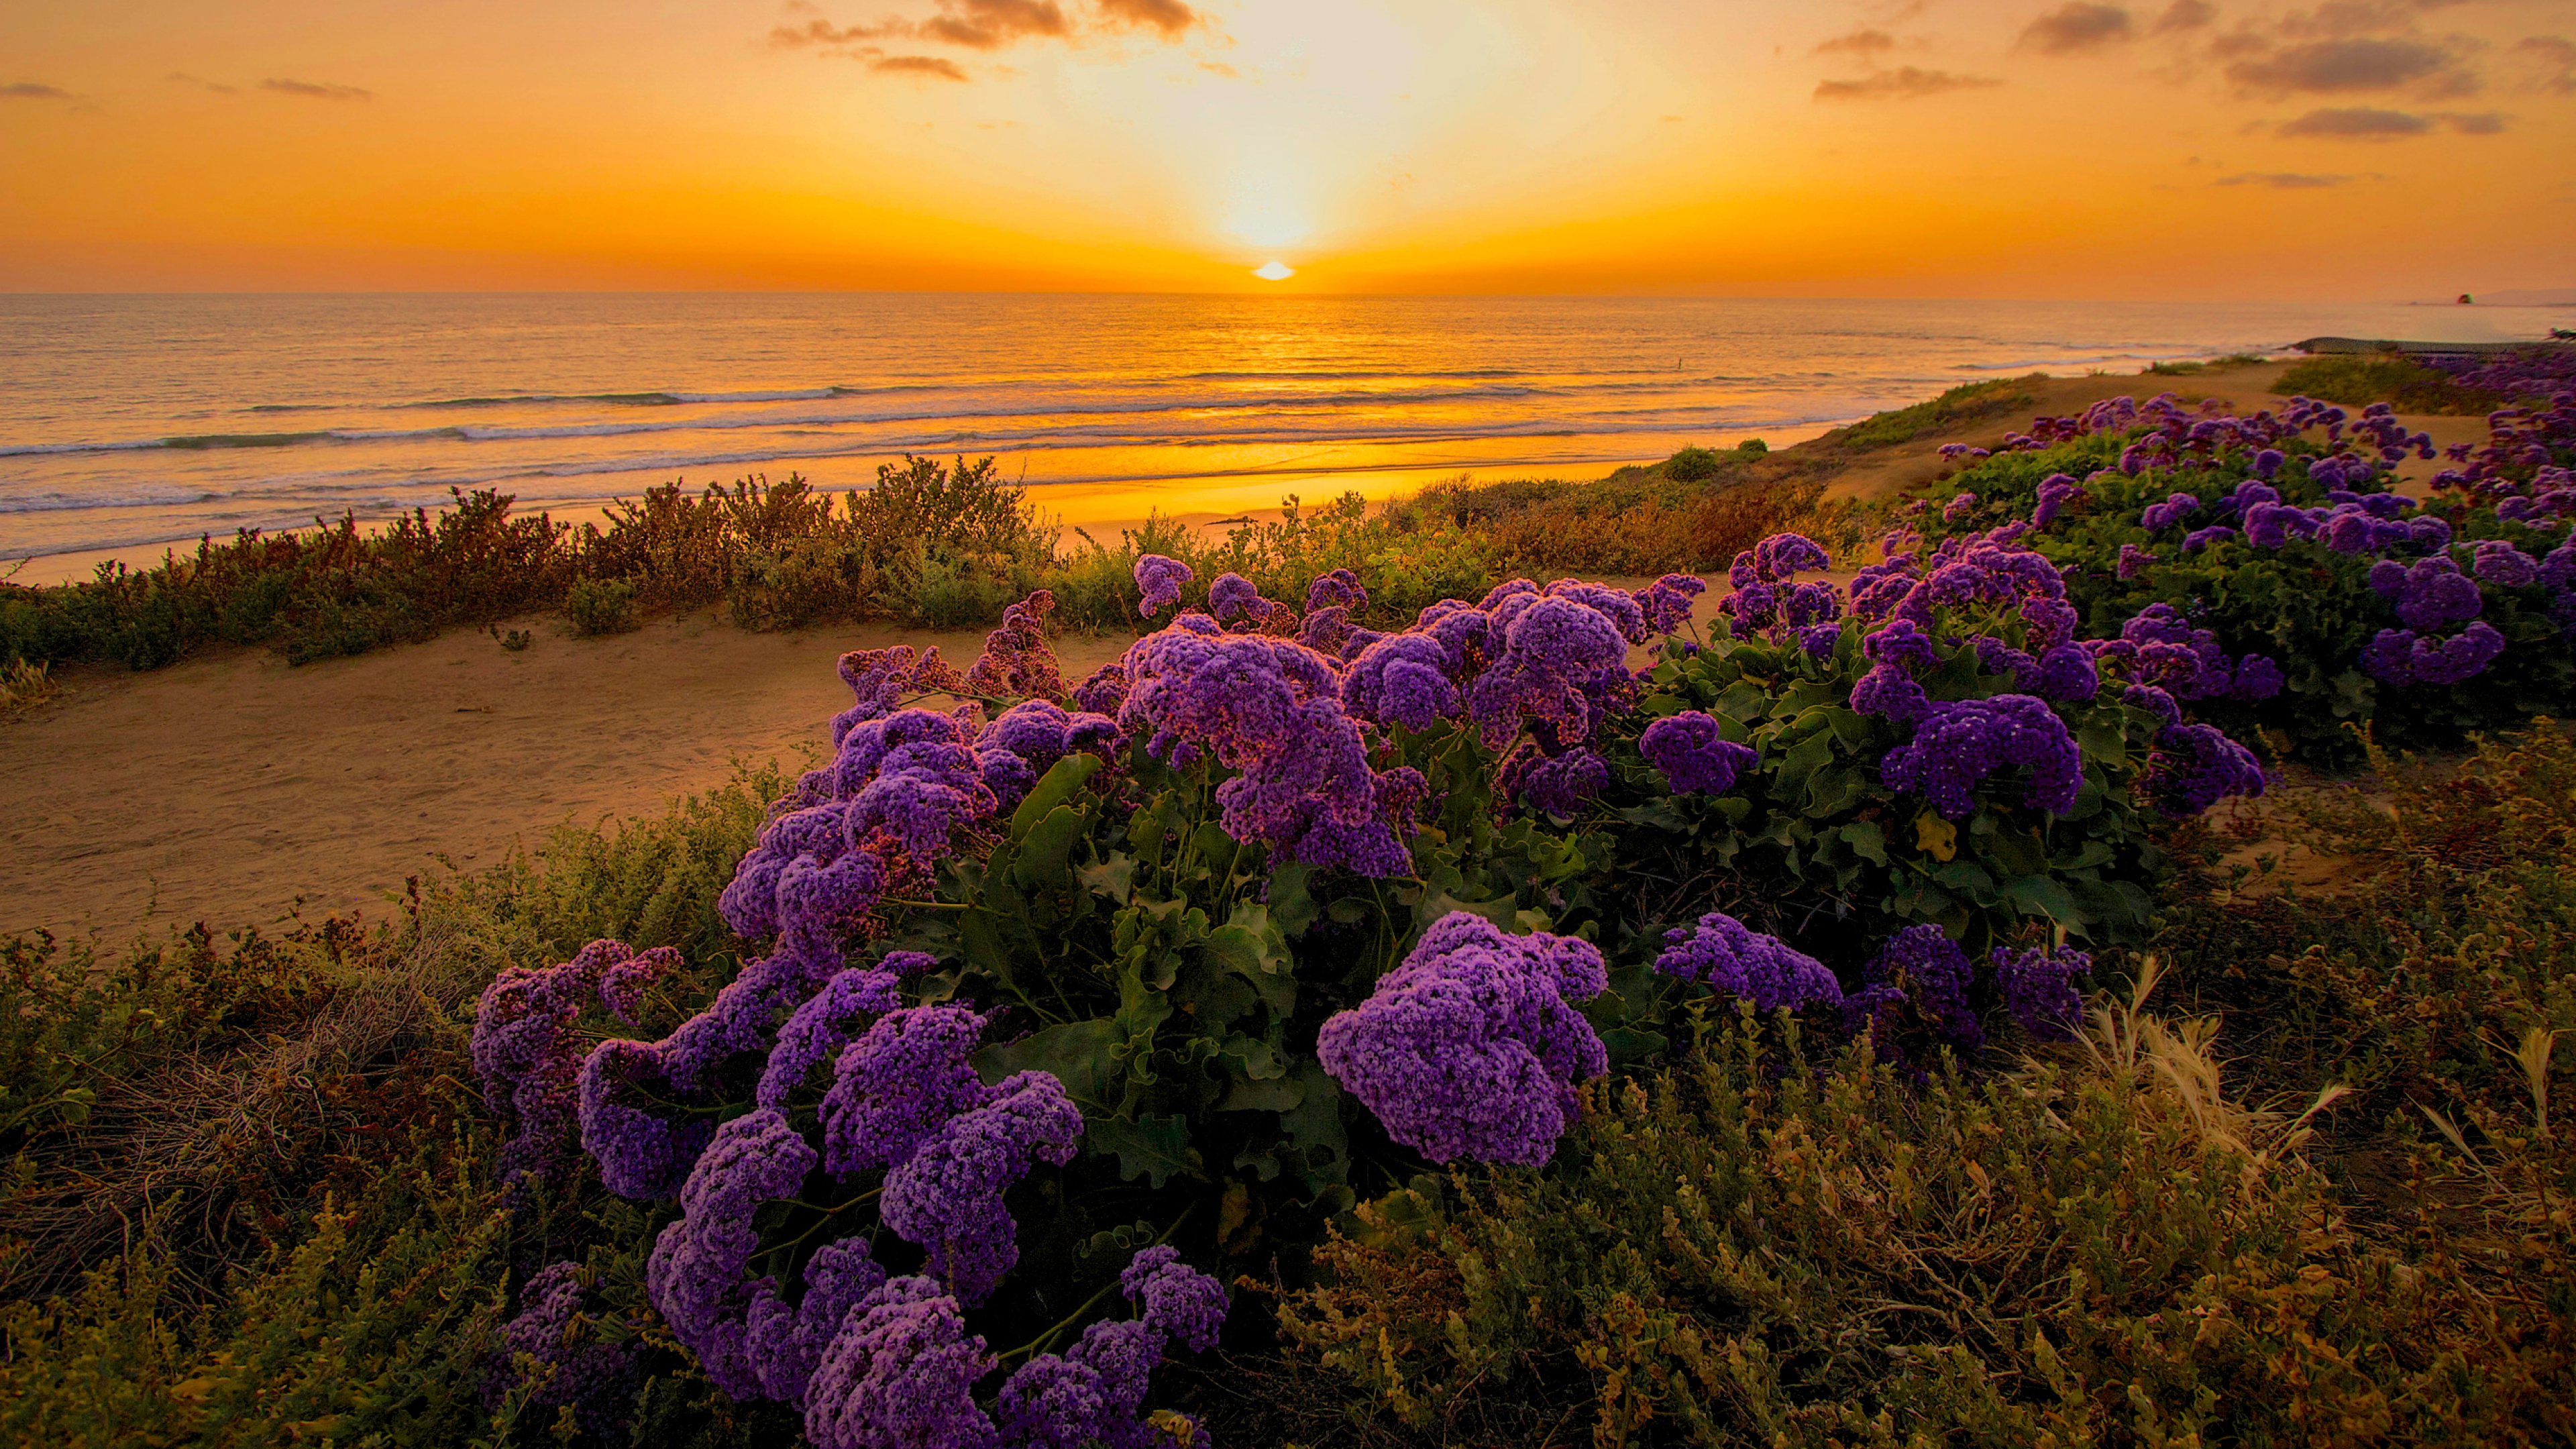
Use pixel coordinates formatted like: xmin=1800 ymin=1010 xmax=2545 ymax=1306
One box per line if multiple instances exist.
xmin=745 ymin=1238 xmax=888 ymax=1405
xmin=2139 ymin=493 xmax=2201 ymax=531
xmin=646 ymin=1109 xmax=819 ymax=1401
xmin=963 ymin=590 xmax=1066 ymax=703
xmin=1880 ymin=695 xmax=2082 ymax=820
xmin=1305 ymin=566 xmax=1368 ymax=614
xmin=2182 ymin=525 xmax=2239 ymax=552
xmin=1654 ymin=910 xmax=1841 ymax=1014
xmin=820 ymin=1004 xmax=994 ymax=1179
xmin=1498 ymin=742 xmax=1608 ymax=818
xmin=484 ymin=1263 xmax=637 ymax=1436
xmin=578 ymin=1038 xmax=712 ymax=1201
xmin=1992 ymin=945 xmax=2092 ymax=1041
xmin=1863 ymin=924 xmax=1982 ymax=1056
xmin=804 ymin=1277 xmax=999 ymax=1449
xmin=2392 ymin=557 xmax=2484 ymax=631
xmin=1342 ymin=633 xmax=1466 ymax=732
xmin=1640 ymin=711 xmax=1758 ymax=795
xmin=2361 ymin=622 xmax=2507 ymax=687
xmin=1466 ymin=594 xmax=1628 ymax=747
xmin=1208 ymin=572 xmax=1268 ymax=624
xmin=757 ymin=964 xmax=904 ymax=1113
xmin=2138 ymin=722 xmax=2267 ymax=818
xmin=1316 ymin=912 xmax=1608 ymax=1167
xmin=1071 ymin=661 xmax=1130 ymax=717
xmin=2116 ymin=543 xmax=2155 ymax=580
xmin=1120 ymin=1245 xmax=1229 ymax=1353
xmin=2032 ymin=474 xmax=2085 ymax=527
xmin=1633 ymin=572 xmax=1706 ymax=634
xmin=2472 ymin=540 xmax=2540 ymax=589
xmin=2231 ymin=655 xmax=2285 ymax=701
xmin=1944 ymin=492 xmax=1978 ymax=524
xmin=880 ymin=1070 xmax=1084 ymax=1305
xmin=474 ymin=938 xmax=683 ymax=1203
xmin=1133 ymin=555 xmax=1191 ymax=617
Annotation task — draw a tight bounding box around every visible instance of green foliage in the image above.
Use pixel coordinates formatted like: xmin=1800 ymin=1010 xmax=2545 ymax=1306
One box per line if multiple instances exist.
xmin=567 ymin=578 xmax=641 ymax=637
xmin=1663 ymin=445 xmax=1723 ymax=482
xmin=1827 ymin=375 xmax=2043 ymax=451
xmin=1607 ymin=616 xmax=2165 ymax=963
xmin=1278 ymin=1010 xmax=2573 ymax=1447
xmin=2275 ymin=353 xmax=2506 ymax=415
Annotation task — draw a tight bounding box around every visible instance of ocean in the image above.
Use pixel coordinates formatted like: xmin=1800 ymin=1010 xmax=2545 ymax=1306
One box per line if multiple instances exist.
xmin=0 ymin=292 xmax=2551 ymax=570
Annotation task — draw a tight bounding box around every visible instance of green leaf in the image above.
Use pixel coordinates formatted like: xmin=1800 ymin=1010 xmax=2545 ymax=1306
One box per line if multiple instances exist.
xmin=974 ymin=1018 xmax=1124 ymax=1110
xmin=1266 ymin=860 xmax=1320 ymax=936
xmin=1839 ymin=819 xmax=1889 ymax=866
xmin=1010 ymin=753 xmax=1104 ymax=839
xmin=1089 ymin=1114 xmax=1201 ymax=1188
xmin=1218 ymin=1073 xmax=1304 ymax=1114
xmin=1203 ymin=902 xmax=1295 ymax=1017
xmin=1012 ymin=804 xmax=1089 ymax=897
xmin=2001 ymin=873 xmax=2081 ymax=926
xmin=1077 ymin=852 xmax=1136 ymax=904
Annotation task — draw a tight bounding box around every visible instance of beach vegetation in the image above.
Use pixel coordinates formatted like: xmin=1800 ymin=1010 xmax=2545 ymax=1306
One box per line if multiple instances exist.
xmin=1662 ymin=445 xmax=1723 ymax=482
xmin=2273 ymin=352 xmax=2507 ymax=414
xmin=1825 ymin=374 xmax=2044 ymax=451
xmin=568 ymin=577 xmax=642 ymax=637
xmin=1 ymin=657 xmax=58 ymax=711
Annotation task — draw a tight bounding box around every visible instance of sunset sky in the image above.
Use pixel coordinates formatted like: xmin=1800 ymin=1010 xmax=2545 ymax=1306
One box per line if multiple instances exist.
xmin=3 ymin=0 xmax=2571 ymax=297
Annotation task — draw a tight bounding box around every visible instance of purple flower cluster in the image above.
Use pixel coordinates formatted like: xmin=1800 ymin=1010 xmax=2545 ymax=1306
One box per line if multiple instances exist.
xmin=1120 ymin=626 xmax=1421 ymax=875
xmin=963 ymin=590 xmax=1067 ymax=703
xmin=2100 ymin=602 xmax=2284 ymax=703
xmin=2360 ymin=621 xmax=2508 ymax=688
xmin=1991 ymin=944 xmax=2093 ymax=1040
xmin=2031 ymin=473 xmax=2086 ymax=527
xmin=1856 ymin=924 xmax=1982 ymax=1057
xmin=1638 ymin=710 xmax=1758 ymax=795
xmin=1878 ymin=694 xmax=2082 ymax=820
xmin=1133 ymin=555 xmax=1191 ymax=617
xmin=1497 ymin=741 xmax=1608 ymax=818
xmin=2137 ymin=722 xmax=2268 ymax=818
xmin=482 ymin=1262 xmax=637 ymax=1436
xmin=1654 ymin=910 xmax=1842 ymax=1014
xmin=1316 ymin=912 xmax=1609 ymax=1167
xmin=1719 ymin=533 xmax=1842 ymax=645
xmin=473 ymin=938 xmax=680 ymax=1203
xmin=1944 ymin=492 xmax=1978 ymax=523
xmin=806 ymin=1246 xmax=1226 ymax=1449
xmin=1635 ymin=572 xmax=1707 ymax=635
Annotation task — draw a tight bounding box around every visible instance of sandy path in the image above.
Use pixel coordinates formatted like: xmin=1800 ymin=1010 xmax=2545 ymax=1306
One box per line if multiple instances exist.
xmin=2 ymin=616 xmax=1137 ymax=943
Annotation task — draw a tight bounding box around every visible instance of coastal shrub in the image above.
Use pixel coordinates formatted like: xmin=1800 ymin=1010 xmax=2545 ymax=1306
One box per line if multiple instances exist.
xmin=2273 ymin=352 xmax=2506 ymax=414
xmin=568 ymin=577 xmax=641 ymax=636
xmin=1919 ymin=389 xmax=2576 ymax=763
xmin=1275 ymin=1004 xmax=2572 ymax=1447
xmin=1827 ymin=374 xmax=2042 ymax=451
xmin=1663 ymin=445 xmax=1723 ymax=482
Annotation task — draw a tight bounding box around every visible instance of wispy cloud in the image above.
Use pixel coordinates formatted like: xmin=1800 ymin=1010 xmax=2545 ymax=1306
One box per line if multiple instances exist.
xmin=2217 ymin=170 xmax=2354 ymax=186
xmin=2019 ymin=3 xmax=2135 ymax=55
xmin=771 ymin=0 xmax=1199 ymax=74
xmin=2510 ymin=34 xmax=2576 ymax=93
xmin=873 ymin=53 xmax=971 ymax=78
xmin=164 ymin=71 xmax=240 ymax=95
xmin=260 ymin=78 xmax=372 ymax=101
xmin=2153 ymin=0 xmax=2217 ymax=34
xmin=1814 ymin=28 xmax=1898 ymax=58
xmin=1 ymin=82 xmax=76 ymax=100
xmin=2275 ymin=103 xmax=2504 ymax=136
xmin=1813 ymin=66 xmax=2003 ymax=101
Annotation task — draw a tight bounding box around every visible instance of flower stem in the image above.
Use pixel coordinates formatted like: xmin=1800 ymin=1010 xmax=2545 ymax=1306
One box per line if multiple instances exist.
xmin=994 ymin=1203 xmax=1195 ymax=1364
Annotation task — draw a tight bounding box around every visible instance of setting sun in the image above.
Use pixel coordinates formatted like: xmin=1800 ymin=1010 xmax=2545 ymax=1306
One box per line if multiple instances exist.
xmin=1252 ymin=260 xmax=1295 ymax=281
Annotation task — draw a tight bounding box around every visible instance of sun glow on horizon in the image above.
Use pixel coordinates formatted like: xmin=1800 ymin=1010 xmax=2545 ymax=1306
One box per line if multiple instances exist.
xmin=1253 ymin=260 xmax=1295 ymax=281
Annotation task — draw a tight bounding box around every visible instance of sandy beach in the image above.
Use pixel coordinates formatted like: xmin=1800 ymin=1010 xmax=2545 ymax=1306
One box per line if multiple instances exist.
xmin=1 ymin=360 xmax=2492 ymax=944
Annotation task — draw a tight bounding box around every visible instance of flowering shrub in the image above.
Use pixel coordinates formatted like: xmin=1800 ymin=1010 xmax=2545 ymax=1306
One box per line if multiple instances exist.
xmin=1921 ymin=390 xmax=2576 ymax=762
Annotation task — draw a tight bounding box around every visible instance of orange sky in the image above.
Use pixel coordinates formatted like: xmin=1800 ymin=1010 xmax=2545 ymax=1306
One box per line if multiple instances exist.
xmin=3 ymin=0 xmax=2571 ymax=297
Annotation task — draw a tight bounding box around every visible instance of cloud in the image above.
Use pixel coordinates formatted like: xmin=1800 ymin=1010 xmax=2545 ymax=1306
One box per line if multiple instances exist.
xmin=260 ymin=78 xmax=372 ymax=100
xmin=2512 ymin=34 xmax=2576 ymax=92
xmin=772 ymin=0 xmax=1196 ymax=65
xmin=2153 ymin=0 xmax=2217 ymax=33
xmin=2217 ymin=170 xmax=2353 ymax=186
xmin=2224 ymin=36 xmax=2459 ymax=93
xmin=2274 ymin=103 xmax=2504 ymax=136
xmin=2019 ymin=3 xmax=2135 ymax=54
xmin=873 ymin=53 xmax=971 ymax=77
xmin=1813 ymin=66 xmax=2003 ymax=100
xmin=1814 ymin=28 xmax=1898 ymax=57
xmin=1 ymin=82 xmax=74 ymax=99
xmin=164 ymin=70 xmax=240 ymax=94
xmin=1095 ymin=0 xmax=1196 ymax=38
